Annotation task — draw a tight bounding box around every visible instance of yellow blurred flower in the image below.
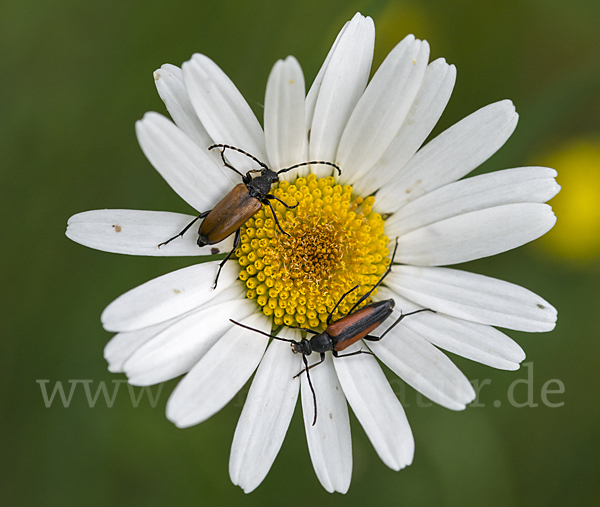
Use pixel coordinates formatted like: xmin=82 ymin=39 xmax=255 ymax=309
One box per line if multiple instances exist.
xmin=373 ymin=3 xmax=434 ymax=69
xmin=539 ymin=138 xmax=600 ymax=261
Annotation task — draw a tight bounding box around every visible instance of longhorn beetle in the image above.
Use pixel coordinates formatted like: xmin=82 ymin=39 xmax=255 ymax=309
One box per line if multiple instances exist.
xmin=159 ymin=144 xmax=341 ymax=288
xmin=231 ymin=239 xmax=432 ymax=425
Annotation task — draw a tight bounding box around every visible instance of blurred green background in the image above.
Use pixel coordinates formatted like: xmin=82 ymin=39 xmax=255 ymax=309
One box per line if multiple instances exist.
xmin=2 ymin=0 xmax=599 ymax=505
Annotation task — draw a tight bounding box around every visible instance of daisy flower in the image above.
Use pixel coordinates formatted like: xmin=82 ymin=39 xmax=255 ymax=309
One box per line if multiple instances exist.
xmin=66 ymin=13 xmax=559 ymax=494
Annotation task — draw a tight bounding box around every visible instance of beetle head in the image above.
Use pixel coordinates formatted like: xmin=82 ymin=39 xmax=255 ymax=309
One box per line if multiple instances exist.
xmin=261 ymin=169 xmax=279 ymax=184
xmin=291 ymin=339 xmax=312 ymax=356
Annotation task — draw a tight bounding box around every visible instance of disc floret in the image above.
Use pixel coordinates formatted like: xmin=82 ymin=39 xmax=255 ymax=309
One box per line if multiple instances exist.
xmin=237 ymin=174 xmax=390 ymax=329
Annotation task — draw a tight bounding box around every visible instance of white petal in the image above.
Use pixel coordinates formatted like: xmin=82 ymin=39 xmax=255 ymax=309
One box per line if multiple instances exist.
xmin=123 ymin=298 xmax=256 ymax=385
xmin=153 ymin=65 xmax=213 ymax=148
xmin=385 ymin=167 xmax=560 ymax=237
xmin=101 ymin=261 xmax=240 ymax=332
xmin=105 ymin=277 xmax=247 ymax=372
xmin=154 ymin=64 xmax=237 ymax=185
xmin=301 ymin=354 xmax=352 ymax=494
xmin=166 ymin=312 xmax=271 ymax=428
xmin=334 ymin=343 xmax=414 ymax=470
xmin=395 ymin=203 xmax=556 ymax=266
xmin=136 ymin=112 xmax=232 ymax=211
xmin=408 ymin=314 xmax=525 ymax=371
xmin=230 ymin=333 xmax=302 ymax=493
xmin=264 ymin=56 xmax=306 ymax=181
xmin=367 ymin=324 xmax=476 ymax=410
xmin=66 ymin=209 xmax=233 ymax=256
xmin=104 ymin=282 xmax=246 ymax=372
xmin=354 ymin=58 xmax=456 ymax=196
xmin=375 ymin=286 xmax=525 ymax=370
xmin=309 ymin=13 xmax=375 ymax=177
xmin=338 ymin=35 xmax=429 ymax=184
xmin=384 ymin=265 xmax=557 ymax=332
xmin=305 ymin=18 xmax=349 ymax=128
xmin=104 ymin=319 xmax=175 ymax=373
xmin=182 ymin=54 xmax=267 ymax=172
xmin=375 ymin=100 xmax=519 ymax=212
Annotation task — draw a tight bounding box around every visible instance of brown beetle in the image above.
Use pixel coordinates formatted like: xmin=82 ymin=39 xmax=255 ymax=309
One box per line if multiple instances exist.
xmin=159 ymin=144 xmax=341 ymax=288
xmin=231 ymin=239 xmax=432 ymax=424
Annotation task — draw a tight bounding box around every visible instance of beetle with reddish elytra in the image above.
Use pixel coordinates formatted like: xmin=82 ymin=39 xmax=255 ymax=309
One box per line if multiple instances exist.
xmin=231 ymin=238 xmax=432 ymax=425
xmin=158 ymin=144 xmax=341 ymax=288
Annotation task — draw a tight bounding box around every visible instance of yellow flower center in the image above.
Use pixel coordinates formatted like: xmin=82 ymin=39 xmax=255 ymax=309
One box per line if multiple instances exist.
xmin=236 ymin=173 xmax=390 ymax=329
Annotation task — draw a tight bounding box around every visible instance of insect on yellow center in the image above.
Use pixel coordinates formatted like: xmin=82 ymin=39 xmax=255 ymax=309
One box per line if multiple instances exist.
xmin=236 ymin=173 xmax=390 ymax=330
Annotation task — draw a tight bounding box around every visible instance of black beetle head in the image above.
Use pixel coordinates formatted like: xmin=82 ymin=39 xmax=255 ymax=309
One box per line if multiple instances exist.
xmin=261 ymin=169 xmax=279 ymax=184
xmin=291 ymin=339 xmax=312 ymax=356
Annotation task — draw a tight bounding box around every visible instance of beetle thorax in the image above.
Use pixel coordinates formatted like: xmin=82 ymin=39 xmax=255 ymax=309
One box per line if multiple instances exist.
xmin=246 ymin=170 xmax=278 ymax=199
xmin=309 ymin=333 xmax=333 ymax=353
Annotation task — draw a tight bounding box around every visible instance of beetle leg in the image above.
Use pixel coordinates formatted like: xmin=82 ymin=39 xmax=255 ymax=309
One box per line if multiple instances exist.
xmin=212 ymin=228 xmax=241 ymax=289
xmin=212 ymin=146 xmax=247 ymax=178
xmin=326 ymin=285 xmax=360 ymax=326
xmin=361 ymin=335 xmax=382 ymax=342
xmin=376 ymin=308 xmax=434 ymax=340
xmin=332 ymin=348 xmax=374 ymax=358
xmin=263 ymin=199 xmax=290 ymax=237
xmin=293 ymin=352 xmax=326 ymax=379
xmin=346 ymin=238 xmax=400 ymax=315
xmin=266 ymin=194 xmax=298 ymax=209
xmin=158 ymin=210 xmax=211 ymax=248
xmin=300 ymin=354 xmax=319 ymax=426
xmin=242 ymin=169 xmax=262 ymax=184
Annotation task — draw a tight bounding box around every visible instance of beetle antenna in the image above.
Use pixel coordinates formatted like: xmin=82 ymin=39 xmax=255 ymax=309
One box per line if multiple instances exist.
xmin=229 ymin=319 xmax=297 ymax=344
xmin=347 ymin=237 xmax=399 ymax=315
xmin=285 ymin=325 xmax=320 ymax=335
xmin=277 ymin=160 xmax=341 ymax=176
xmin=208 ymin=144 xmax=269 ymax=170
xmin=302 ymin=355 xmax=318 ymax=426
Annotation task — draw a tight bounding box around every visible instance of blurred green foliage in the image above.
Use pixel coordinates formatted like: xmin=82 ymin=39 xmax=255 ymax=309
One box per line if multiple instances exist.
xmin=1 ymin=0 xmax=599 ymax=505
